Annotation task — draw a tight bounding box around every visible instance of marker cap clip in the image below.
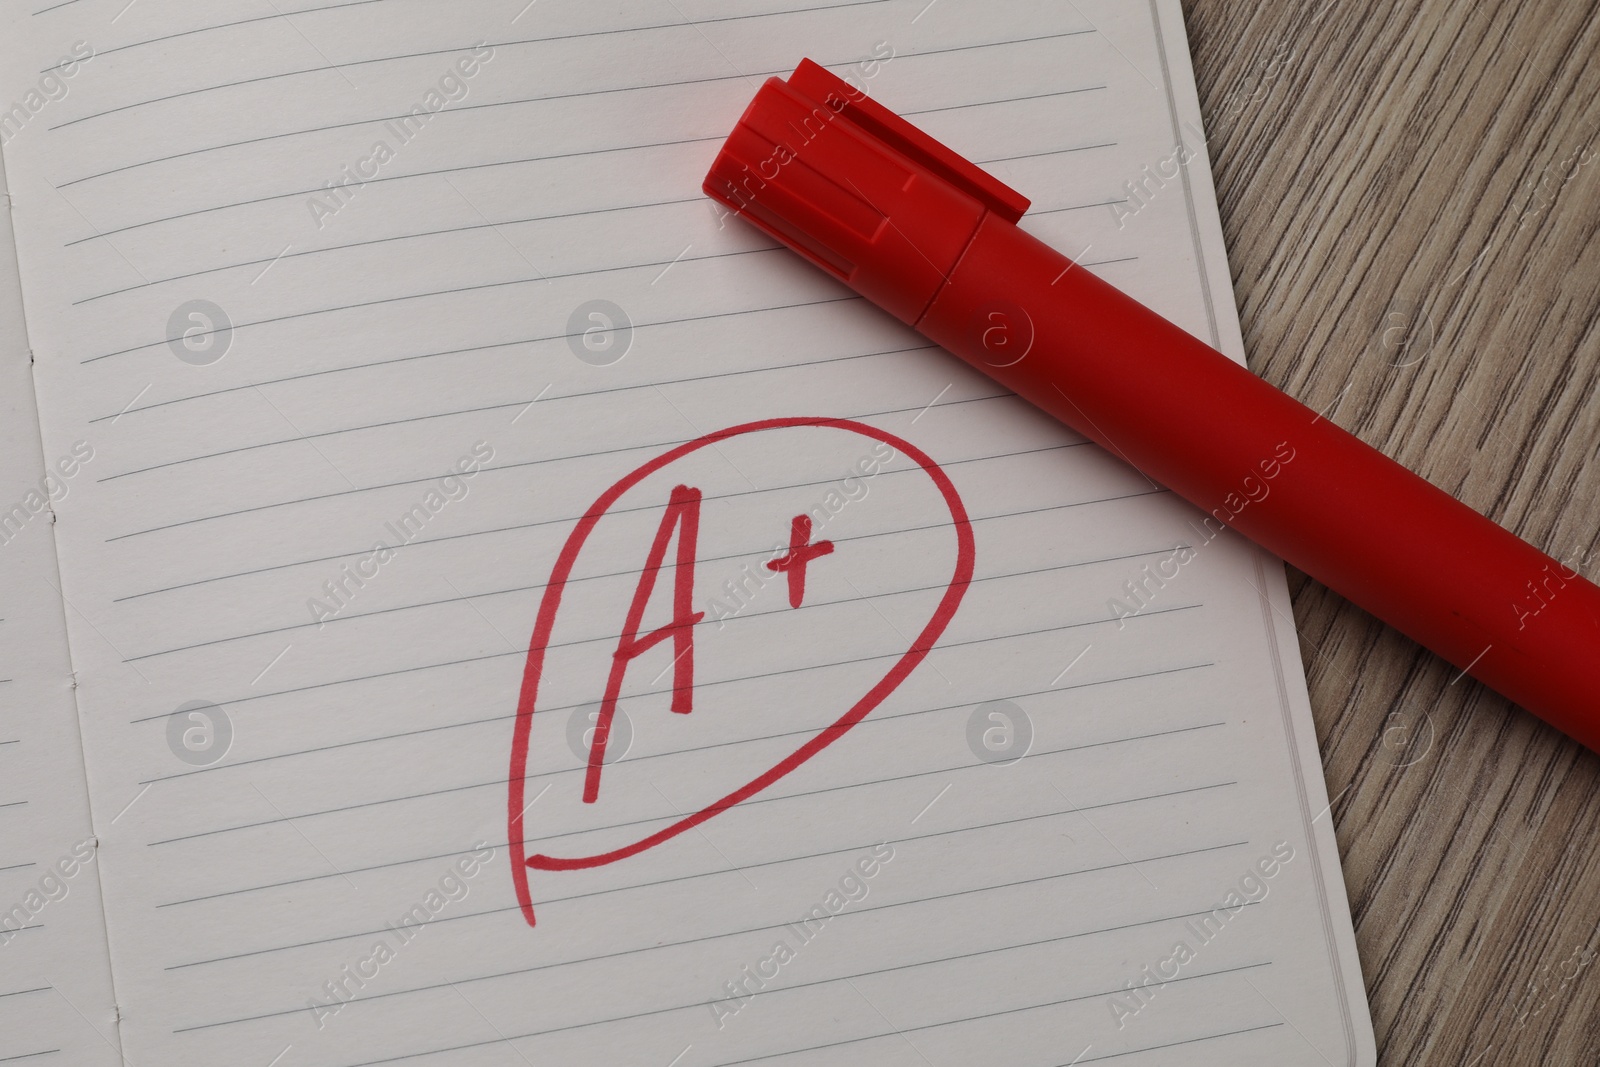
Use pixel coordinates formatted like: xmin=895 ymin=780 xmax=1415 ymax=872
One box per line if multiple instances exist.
xmin=703 ymin=59 xmax=1030 ymax=323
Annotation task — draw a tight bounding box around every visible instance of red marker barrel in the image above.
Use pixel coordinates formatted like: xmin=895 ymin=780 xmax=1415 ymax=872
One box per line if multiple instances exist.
xmin=704 ymin=58 xmax=1600 ymax=750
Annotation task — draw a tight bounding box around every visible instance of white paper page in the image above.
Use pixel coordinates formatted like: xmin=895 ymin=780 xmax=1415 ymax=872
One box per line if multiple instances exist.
xmin=0 ymin=147 xmax=122 ymax=1064
xmin=0 ymin=1 xmax=1373 ymax=1065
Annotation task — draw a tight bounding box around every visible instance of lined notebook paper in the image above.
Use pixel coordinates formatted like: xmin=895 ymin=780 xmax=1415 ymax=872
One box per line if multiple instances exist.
xmin=0 ymin=1 xmax=1375 ymax=1064
xmin=0 ymin=157 xmax=122 ymax=1067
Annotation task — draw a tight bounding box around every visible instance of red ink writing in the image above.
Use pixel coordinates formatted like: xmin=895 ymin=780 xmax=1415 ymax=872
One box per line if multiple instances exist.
xmin=585 ymin=483 xmax=704 ymax=804
xmin=507 ymin=418 xmax=974 ymax=930
xmin=765 ymin=513 xmax=833 ymax=608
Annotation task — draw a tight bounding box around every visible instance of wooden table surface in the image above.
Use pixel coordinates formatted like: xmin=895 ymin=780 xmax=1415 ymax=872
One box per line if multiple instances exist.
xmin=1180 ymin=1 xmax=1600 ymax=1062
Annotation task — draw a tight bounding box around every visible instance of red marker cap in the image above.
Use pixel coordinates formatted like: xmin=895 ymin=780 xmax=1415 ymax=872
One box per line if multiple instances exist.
xmin=704 ymin=58 xmax=1027 ymax=323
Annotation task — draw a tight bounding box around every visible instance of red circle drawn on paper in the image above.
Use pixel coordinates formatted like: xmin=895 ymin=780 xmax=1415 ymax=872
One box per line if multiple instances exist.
xmin=507 ymin=417 xmax=975 ymax=929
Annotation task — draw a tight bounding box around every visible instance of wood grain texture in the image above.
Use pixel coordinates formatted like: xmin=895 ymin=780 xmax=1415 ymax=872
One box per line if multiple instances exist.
xmin=1179 ymin=0 xmax=1600 ymax=1062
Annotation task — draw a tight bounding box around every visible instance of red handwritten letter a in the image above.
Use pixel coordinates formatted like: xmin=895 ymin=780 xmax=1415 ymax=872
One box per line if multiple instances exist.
xmin=583 ymin=483 xmax=705 ymax=803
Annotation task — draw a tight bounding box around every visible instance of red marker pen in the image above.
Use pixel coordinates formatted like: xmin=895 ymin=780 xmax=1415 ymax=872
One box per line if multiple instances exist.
xmin=703 ymin=59 xmax=1600 ymax=749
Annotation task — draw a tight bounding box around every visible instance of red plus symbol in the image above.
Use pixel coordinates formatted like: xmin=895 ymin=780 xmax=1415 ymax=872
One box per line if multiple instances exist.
xmin=766 ymin=514 xmax=834 ymax=608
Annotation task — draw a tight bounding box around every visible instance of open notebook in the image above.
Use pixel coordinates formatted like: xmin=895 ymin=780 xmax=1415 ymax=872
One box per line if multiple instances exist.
xmin=0 ymin=1 xmax=1375 ymax=1064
